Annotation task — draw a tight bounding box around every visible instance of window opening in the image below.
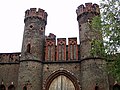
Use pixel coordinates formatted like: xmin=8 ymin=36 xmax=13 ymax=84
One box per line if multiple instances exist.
xmin=27 ymin=44 xmax=31 ymax=53
xmin=41 ymin=27 xmax=43 ymax=30
xmin=29 ymin=25 xmax=33 ymax=29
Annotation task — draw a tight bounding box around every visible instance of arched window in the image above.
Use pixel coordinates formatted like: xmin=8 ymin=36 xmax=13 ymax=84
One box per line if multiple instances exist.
xmin=26 ymin=44 xmax=31 ymax=53
xmin=113 ymin=84 xmax=120 ymax=90
xmin=8 ymin=85 xmax=15 ymax=90
xmin=0 ymin=84 xmax=6 ymax=90
xmin=95 ymin=86 xmax=99 ymax=90
xmin=23 ymin=86 xmax=27 ymax=90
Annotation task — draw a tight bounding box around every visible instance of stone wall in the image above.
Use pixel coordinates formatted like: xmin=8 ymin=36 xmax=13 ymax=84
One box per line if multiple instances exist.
xmin=0 ymin=53 xmax=20 ymax=63
xmin=0 ymin=53 xmax=20 ymax=89
xmin=42 ymin=63 xmax=81 ymax=90
xmin=45 ymin=34 xmax=79 ymax=62
xmin=0 ymin=64 xmax=19 ymax=88
xmin=80 ymin=59 xmax=109 ymax=90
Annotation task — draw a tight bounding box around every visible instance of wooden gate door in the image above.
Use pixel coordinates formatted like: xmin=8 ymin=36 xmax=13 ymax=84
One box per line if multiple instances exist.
xmin=49 ymin=75 xmax=75 ymax=90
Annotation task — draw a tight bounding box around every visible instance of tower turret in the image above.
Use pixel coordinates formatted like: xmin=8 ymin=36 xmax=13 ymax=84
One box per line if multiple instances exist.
xmin=22 ymin=8 xmax=47 ymax=60
xmin=76 ymin=3 xmax=100 ymax=59
xmin=76 ymin=3 xmax=109 ymax=90
xmin=18 ymin=8 xmax=47 ymax=90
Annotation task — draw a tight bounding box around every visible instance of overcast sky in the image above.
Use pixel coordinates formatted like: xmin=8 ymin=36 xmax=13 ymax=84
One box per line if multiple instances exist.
xmin=0 ymin=0 xmax=99 ymax=53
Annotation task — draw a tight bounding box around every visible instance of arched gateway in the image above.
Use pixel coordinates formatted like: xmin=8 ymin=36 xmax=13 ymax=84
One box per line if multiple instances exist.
xmin=44 ymin=70 xmax=80 ymax=90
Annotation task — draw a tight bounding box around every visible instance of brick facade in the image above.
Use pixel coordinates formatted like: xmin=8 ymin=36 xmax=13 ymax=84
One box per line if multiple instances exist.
xmin=0 ymin=3 xmax=118 ymax=90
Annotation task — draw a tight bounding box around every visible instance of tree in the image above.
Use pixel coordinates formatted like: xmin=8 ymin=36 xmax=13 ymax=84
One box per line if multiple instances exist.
xmin=91 ymin=0 xmax=120 ymax=81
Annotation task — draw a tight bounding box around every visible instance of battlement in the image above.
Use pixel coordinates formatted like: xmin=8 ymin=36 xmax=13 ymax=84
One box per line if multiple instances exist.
xmin=45 ymin=34 xmax=79 ymax=61
xmin=46 ymin=33 xmax=56 ymax=40
xmin=76 ymin=3 xmax=100 ymax=18
xmin=0 ymin=53 xmax=21 ymax=63
xmin=25 ymin=8 xmax=48 ymax=22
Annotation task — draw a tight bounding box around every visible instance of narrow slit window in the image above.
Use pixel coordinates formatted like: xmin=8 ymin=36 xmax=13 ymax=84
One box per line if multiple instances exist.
xmin=27 ymin=44 xmax=31 ymax=53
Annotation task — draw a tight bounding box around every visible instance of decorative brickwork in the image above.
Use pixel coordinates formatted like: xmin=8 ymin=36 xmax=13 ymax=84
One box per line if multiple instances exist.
xmin=45 ymin=36 xmax=80 ymax=61
xmin=25 ymin=8 xmax=47 ymax=24
xmin=57 ymin=38 xmax=66 ymax=61
xmin=68 ymin=38 xmax=78 ymax=60
xmin=45 ymin=33 xmax=56 ymax=61
xmin=46 ymin=33 xmax=56 ymax=39
xmin=76 ymin=3 xmax=100 ymax=16
xmin=76 ymin=3 xmax=100 ymax=24
xmin=0 ymin=53 xmax=20 ymax=63
xmin=0 ymin=3 xmax=115 ymax=90
xmin=45 ymin=39 xmax=56 ymax=61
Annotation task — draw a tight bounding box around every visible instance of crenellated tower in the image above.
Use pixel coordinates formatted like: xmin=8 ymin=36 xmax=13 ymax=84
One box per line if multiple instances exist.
xmin=76 ymin=3 xmax=100 ymax=59
xmin=0 ymin=2 xmax=118 ymax=90
xmin=18 ymin=8 xmax=47 ymax=90
xmin=76 ymin=3 xmax=109 ymax=90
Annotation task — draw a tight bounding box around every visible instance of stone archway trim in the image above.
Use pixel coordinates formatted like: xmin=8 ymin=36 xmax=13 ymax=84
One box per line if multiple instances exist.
xmin=43 ymin=70 xmax=80 ymax=90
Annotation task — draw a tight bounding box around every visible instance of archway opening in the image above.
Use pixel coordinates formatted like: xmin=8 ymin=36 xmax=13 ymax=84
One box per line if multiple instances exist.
xmin=49 ymin=75 xmax=75 ymax=90
xmin=45 ymin=70 xmax=80 ymax=90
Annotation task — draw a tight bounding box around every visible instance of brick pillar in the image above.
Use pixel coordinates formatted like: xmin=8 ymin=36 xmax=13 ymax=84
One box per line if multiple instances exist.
xmin=68 ymin=38 xmax=78 ymax=61
xmin=45 ymin=39 xmax=56 ymax=61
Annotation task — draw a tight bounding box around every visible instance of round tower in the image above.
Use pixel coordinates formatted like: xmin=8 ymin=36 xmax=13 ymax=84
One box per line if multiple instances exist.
xmin=76 ymin=3 xmax=109 ymax=90
xmin=18 ymin=8 xmax=47 ymax=90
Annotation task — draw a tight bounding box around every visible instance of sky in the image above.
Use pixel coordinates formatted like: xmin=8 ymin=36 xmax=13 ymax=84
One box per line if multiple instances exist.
xmin=0 ymin=0 xmax=100 ymax=53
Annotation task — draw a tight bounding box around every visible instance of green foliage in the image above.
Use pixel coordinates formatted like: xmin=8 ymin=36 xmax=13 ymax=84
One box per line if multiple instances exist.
xmin=101 ymin=0 xmax=120 ymax=55
xmin=91 ymin=0 xmax=120 ymax=81
xmin=90 ymin=39 xmax=105 ymax=57
xmin=107 ymin=54 xmax=120 ymax=81
xmin=92 ymin=16 xmax=102 ymax=31
xmin=91 ymin=16 xmax=105 ymax=57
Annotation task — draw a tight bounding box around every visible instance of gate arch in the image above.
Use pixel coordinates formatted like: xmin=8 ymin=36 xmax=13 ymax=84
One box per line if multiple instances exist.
xmin=44 ymin=70 xmax=80 ymax=90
